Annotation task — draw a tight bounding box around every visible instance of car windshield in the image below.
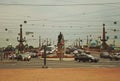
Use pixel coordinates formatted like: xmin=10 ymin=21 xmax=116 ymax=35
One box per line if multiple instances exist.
xmin=87 ymin=55 xmax=95 ymax=59
xmin=46 ymin=46 xmax=55 ymax=51
xmin=46 ymin=47 xmax=52 ymax=51
xmin=87 ymin=55 xmax=93 ymax=58
xmin=20 ymin=53 xmax=30 ymax=57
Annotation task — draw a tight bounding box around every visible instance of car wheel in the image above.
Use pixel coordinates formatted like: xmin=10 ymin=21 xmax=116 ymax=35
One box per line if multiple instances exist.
xmin=74 ymin=58 xmax=77 ymax=61
xmin=100 ymin=55 xmax=102 ymax=58
xmin=109 ymin=58 xmax=113 ymax=61
xmin=115 ymin=58 xmax=119 ymax=61
xmin=83 ymin=60 xmax=86 ymax=62
xmin=78 ymin=59 xmax=81 ymax=62
xmin=76 ymin=59 xmax=79 ymax=62
xmin=94 ymin=60 xmax=98 ymax=63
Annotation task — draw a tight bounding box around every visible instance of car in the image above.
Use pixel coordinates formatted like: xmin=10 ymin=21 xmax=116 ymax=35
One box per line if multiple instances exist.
xmin=46 ymin=46 xmax=56 ymax=54
xmin=73 ymin=50 xmax=79 ymax=54
xmin=109 ymin=53 xmax=120 ymax=61
xmin=17 ymin=53 xmax=31 ymax=61
xmin=65 ymin=47 xmax=72 ymax=54
xmin=28 ymin=52 xmax=38 ymax=58
xmin=100 ymin=52 xmax=111 ymax=58
xmin=74 ymin=54 xmax=99 ymax=63
xmin=87 ymin=55 xmax=99 ymax=62
xmin=8 ymin=54 xmax=17 ymax=60
xmin=74 ymin=53 xmax=81 ymax=61
xmin=74 ymin=52 xmax=86 ymax=61
xmin=65 ymin=48 xmax=71 ymax=54
xmin=85 ymin=51 xmax=91 ymax=54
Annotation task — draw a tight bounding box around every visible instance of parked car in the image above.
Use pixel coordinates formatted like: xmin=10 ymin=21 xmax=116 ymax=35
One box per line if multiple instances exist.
xmin=65 ymin=47 xmax=72 ymax=54
xmin=28 ymin=52 xmax=38 ymax=58
xmin=100 ymin=52 xmax=111 ymax=58
xmin=8 ymin=54 xmax=17 ymax=60
xmin=73 ymin=50 xmax=79 ymax=54
xmin=74 ymin=53 xmax=99 ymax=63
xmin=85 ymin=51 xmax=91 ymax=54
xmin=109 ymin=53 xmax=120 ymax=61
xmin=46 ymin=46 xmax=56 ymax=54
xmin=17 ymin=53 xmax=31 ymax=61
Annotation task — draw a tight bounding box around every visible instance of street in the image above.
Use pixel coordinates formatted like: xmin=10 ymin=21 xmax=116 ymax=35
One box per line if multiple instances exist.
xmin=0 ymin=57 xmax=120 ymax=68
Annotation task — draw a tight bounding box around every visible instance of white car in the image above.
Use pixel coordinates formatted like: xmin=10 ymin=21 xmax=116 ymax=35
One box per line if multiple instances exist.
xmin=73 ymin=50 xmax=79 ymax=54
xmin=46 ymin=46 xmax=56 ymax=54
xmin=17 ymin=53 xmax=31 ymax=61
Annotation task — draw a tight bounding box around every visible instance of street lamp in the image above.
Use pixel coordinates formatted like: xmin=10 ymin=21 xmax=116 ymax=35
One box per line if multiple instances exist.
xmin=17 ymin=24 xmax=26 ymax=53
xmin=42 ymin=45 xmax=48 ymax=68
xmin=100 ymin=24 xmax=108 ymax=50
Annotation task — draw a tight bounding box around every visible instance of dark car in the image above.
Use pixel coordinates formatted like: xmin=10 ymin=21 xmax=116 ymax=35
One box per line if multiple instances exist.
xmin=100 ymin=52 xmax=111 ymax=58
xmin=74 ymin=53 xmax=99 ymax=63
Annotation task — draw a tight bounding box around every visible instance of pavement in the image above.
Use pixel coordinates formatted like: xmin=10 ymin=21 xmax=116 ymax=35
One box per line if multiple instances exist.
xmin=0 ymin=57 xmax=74 ymax=64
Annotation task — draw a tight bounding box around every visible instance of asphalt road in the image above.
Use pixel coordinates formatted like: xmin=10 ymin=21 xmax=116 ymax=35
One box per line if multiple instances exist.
xmin=0 ymin=57 xmax=120 ymax=68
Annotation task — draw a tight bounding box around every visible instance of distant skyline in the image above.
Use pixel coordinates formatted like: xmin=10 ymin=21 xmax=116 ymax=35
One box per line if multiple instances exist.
xmin=0 ymin=0 xmax=120 ymax=47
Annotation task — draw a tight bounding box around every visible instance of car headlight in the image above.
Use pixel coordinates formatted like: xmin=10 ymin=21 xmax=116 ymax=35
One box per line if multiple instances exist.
xmin=28 ymin=56 xmax=31 ymax=59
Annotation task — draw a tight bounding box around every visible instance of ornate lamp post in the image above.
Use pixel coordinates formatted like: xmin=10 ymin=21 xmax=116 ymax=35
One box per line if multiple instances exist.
xmin=17 ymin=24 xmax=26 ymax=53
xmin=100 ymin=24 xmax=108 ymax=50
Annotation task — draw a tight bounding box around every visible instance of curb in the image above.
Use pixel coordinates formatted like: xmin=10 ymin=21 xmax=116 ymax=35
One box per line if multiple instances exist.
xmin=0 ymin=61 xmax=17 ymax=64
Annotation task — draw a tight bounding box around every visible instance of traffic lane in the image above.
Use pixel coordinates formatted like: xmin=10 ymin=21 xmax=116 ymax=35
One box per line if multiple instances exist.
xmin=46 ymin=60 xmax=120 ymax=68
xmin=0 ymin=58 xmax=120 ymax=68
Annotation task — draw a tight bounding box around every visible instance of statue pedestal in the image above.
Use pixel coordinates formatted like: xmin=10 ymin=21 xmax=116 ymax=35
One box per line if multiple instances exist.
xmin=57 ymin=43 xmax=64 ymax=61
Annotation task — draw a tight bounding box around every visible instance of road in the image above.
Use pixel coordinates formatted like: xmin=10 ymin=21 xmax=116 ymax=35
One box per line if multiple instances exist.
xmin=0 ymin=57 xmax=120 ymax=68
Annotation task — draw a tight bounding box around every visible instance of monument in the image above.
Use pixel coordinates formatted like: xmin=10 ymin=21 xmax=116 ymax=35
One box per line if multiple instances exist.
xmin=57 ymin=32 xmax=65 ymax=61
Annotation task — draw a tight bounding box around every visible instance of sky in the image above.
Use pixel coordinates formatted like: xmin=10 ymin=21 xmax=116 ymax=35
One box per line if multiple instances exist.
xmin=0 ymin=0 xmax=120 ymax=47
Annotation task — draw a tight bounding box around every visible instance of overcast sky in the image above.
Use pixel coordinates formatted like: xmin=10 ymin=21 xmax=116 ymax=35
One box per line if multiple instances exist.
xmin=0 ymin=0 xmax=120 ymax=47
